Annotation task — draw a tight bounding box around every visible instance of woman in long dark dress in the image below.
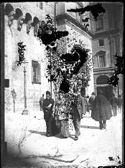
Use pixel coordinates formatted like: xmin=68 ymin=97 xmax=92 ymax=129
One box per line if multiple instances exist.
xmin=91 ymin=90 xmax=112 ymax=129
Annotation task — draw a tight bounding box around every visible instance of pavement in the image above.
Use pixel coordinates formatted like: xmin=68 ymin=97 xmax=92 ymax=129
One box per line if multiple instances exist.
xmin=4 ymin=110 xmax=123 ymax=168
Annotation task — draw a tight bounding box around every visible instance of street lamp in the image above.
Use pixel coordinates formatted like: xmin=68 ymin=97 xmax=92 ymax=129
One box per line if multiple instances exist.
xmin=22 ymin=61 xmax=28 ymax=115
xmin=17 ymin=41 xmax=28 ymax=115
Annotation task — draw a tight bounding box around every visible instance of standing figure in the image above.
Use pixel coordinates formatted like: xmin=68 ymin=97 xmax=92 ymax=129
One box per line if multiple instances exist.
xmin=109 ymin=93 xmax=118 ymax=116
xmin=85 ymin=95 xmax=89 ymax=113
xmin=89 ymin=92 xmax=96 ymax=113
xmin=91 ymin=90 xmax=112 ymax=129
xmin=43 ymin=91 xmax=54 ymax=136
xmin=70 ymin=89 xmax=86 ymax=140
xmin=55 ymin=93 xmax=69 ymax=138
xmin=117 ymin=95 xmax=123 ymax=113
xmin=39 ymin=94 xmax=44 ymax=111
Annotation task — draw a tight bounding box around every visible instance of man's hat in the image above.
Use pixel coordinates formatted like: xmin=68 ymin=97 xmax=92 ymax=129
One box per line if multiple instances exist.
xmin=46 ymin=91 xmax=51 ymax=95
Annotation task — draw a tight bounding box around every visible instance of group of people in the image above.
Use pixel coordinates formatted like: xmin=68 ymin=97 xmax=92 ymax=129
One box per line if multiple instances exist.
xmin=39 ymin=89 xmax=122 ymax=140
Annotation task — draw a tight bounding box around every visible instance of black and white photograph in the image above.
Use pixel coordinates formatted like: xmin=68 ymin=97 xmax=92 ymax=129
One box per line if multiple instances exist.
xmin=0 ymin=2 xmax=124 ymax=168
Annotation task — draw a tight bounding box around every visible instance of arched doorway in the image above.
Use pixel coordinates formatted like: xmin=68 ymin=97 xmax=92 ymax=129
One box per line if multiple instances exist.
xmin=96 ymin=75 xmax=113 ymax=100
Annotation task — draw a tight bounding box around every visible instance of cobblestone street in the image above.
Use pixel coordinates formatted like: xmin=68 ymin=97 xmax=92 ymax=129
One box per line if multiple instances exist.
xmin=4 ymin=110 xmax=123 ymax=168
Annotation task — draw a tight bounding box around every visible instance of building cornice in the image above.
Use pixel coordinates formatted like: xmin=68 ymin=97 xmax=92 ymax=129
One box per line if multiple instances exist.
xmin=65 ymin=20 xmax=92 ymax=40
xmin=56 ymin=13 xmax=93 ymax=38
xmin=92 ymin=29 xmax=120 ymax=39
xmin=93 ymin=67 xmax=115 ymax=74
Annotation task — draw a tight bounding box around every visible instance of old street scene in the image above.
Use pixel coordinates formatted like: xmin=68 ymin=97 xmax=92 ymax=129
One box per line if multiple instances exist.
xmin=3 ymin=2 xmax=124 ymax=168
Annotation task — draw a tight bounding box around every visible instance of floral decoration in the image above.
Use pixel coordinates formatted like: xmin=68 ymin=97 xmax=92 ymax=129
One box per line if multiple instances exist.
xmin=37 ymin=15 xmax=92 ymax=120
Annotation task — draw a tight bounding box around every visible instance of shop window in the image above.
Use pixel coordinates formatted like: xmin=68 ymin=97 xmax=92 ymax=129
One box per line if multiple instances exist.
xmin=32 ymin=60 xmax=41 ymax=84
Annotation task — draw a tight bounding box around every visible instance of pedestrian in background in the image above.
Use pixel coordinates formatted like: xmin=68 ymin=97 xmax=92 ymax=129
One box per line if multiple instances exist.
xmin=117 ymin=95 xmax=123 ymax=113
xmin=85 ymin=95 xmax=89 ymax=114
xmin=39 ymin=94 xmax=44 ymax=111
xmin=43 ymin=91 xmax=54 ymax=136
xmin=109 ymin=93 xmax=118 ymax=116
xmin=91 ymin=90 xmax=112 ymax=129
xmin=89 ymin=92 xmax=96 ymax=113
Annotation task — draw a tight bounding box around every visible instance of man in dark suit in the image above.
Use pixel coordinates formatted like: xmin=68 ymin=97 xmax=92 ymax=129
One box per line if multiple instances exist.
xmin=70 ymin=88 xmax=86 ymax=140
xmin=43 ymin=91 xmax=54 ymax=136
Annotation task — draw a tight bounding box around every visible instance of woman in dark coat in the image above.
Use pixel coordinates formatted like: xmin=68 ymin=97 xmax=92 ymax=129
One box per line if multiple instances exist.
xmin=91 ymin=90 xmax=112 ymax=129
xmin=109 ymin=93 xmax=118 ymax=116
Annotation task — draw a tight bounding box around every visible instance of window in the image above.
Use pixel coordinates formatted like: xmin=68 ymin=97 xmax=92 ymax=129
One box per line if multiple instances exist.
xmin=32 ymin=60 xmax=41 ymax=84
xmin=96 ymin=15 xmax=103 ymax=31
xmin=39 ymin=2 xmax=43 ymax=9
xmin=96 ymin=75 xmax=109 ymax=84
xmin=94 ymin=51 xmax=106 ymax=68
xmin=36 ymin=2 xmax=43 ymax=9
xmin=99 ymin=54 xmax=105 ymax=67
xmin=98 ymin=39 xmax=104 ymax=46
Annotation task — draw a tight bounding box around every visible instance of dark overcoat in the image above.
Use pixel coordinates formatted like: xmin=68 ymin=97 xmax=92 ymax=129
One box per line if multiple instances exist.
xmin=43 ymin=98 xmax=54 ymax=121
xmin=91 ymin=94 xmax=112 ymax=121
xmin=70 ymin=95 xmax=85 ymax=120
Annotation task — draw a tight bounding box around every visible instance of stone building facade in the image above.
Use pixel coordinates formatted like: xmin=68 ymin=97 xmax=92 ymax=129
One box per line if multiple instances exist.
xmin=4 ymin=2 xmax=55 ymax=114
xmin=91 ymin=2 xmax=123 ymax=99
xmin=4 ymin=2 xmax=94 ymax=115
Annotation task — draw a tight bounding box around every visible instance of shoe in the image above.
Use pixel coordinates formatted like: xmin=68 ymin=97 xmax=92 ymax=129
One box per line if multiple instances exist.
xmin=78 ymin=132 xmax=81 ymax=136
xmin=74 ymin=136 xmax=78 ymax=141
xmin=46 ymin=133 xmax=50 ymax=137
xmin=99 ymin=123 xmax=103 ymax=129
xmin=103 ymin=123 xmax=106 ymax=129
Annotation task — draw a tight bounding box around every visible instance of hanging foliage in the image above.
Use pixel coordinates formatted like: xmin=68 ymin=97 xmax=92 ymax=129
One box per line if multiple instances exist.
xmin=17 ymin=42 xmax=26 ymax=66
xmin=37 ymin=14 xmax=69 ymax=45
xmin=108 ymin=54 xmax=124 ymax=87
xmin=37 ymin=15 xmax=92 ymax=120
xmin=67 ymin=3 xmax=106 ymax=20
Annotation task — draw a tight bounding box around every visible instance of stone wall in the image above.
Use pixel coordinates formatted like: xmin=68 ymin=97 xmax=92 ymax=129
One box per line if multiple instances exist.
xmin=4 ymin=3 xmax=50 ymax=114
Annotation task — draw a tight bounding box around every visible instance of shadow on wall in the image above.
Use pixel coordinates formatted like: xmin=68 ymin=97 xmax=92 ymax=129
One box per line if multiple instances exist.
xmin=28 ymin=130 xmax=46 ymax=136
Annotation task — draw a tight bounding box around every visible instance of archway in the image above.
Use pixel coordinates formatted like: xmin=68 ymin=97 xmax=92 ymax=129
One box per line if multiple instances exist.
xmin=96 ymin=75 xmax=109 ymax=84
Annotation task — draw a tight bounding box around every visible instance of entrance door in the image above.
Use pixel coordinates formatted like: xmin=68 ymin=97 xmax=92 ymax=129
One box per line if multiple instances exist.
xmin=97 ymin=86 xmax=113 ymax=101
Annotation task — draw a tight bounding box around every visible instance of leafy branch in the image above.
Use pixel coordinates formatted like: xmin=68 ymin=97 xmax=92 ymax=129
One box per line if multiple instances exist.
xmin=108 ymin=54 xmax=124 ymax=87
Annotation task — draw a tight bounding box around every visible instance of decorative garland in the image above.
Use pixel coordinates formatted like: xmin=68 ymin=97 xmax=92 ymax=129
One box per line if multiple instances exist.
xmin=67 ymin=3 xmax=105 ymax=21
xmin=17 ymin=42 xmax=26 ymax=66
xmin=37 ymin=15 xmax=68 ymax=45
xmin=37 ymin=15 xmax=92 ymax=120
